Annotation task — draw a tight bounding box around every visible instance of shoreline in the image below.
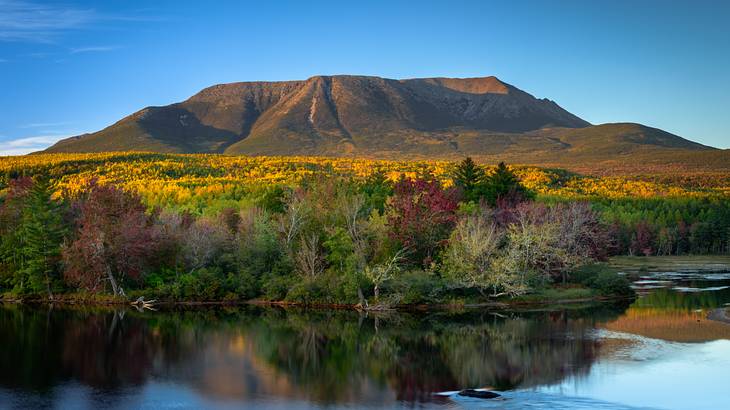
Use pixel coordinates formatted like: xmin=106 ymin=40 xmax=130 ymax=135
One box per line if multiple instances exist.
xmin=0 ymin=293 xmax=634 ymax=311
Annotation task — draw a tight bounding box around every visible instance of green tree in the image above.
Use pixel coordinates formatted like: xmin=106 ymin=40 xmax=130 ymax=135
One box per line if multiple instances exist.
xmin=359 ymin=170 xmax=393 ymax=214
xmin=452 ymin=157 xmax=487 ymax=203
xmin=482 ymin=162 xmax=534 ymax=206
xmin=19 ymin=179 xmax=66 ymax=297
xmin=323 ymin=227 xmax=358 ymax=275
xmin=0 ymin=178 xmax=32 ymax=292
xmin=0 ymin=178 xmax=66 ymax=296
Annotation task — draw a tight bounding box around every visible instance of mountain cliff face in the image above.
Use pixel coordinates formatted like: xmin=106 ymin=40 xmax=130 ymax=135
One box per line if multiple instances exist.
xmin=46 ymin=75 xmax=711 ymax=158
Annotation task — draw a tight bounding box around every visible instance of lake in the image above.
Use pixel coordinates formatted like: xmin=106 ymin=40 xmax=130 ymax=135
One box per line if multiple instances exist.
xmin=2 ymin=258 xmax=730 ymax=409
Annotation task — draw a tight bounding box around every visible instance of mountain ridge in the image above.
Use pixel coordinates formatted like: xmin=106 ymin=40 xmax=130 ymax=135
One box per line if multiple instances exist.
xmin=45 ymin=75 xmax=713 ymax=160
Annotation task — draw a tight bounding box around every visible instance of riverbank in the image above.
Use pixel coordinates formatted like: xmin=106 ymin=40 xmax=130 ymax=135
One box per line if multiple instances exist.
xmin=0 ymin=262 xmax=638 ymax=309
xmin=0 ymin=284 xmax=635 ymax=310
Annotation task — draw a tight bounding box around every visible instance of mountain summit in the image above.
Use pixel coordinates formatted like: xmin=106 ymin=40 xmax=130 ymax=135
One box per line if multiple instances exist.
xmin=46 ymin=75 xmax=710 ymax=159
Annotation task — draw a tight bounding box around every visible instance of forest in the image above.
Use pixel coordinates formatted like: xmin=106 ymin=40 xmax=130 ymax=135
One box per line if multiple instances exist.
xmin=0 ymin=153 xmax=728 ymax=304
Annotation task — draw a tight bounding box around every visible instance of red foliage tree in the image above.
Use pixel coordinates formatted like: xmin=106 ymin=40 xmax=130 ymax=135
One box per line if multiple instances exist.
xmin=386 ymin=176 xmax=460 ymax=267
xmin=631 ymin=221 xmax=655 ymax=256
xmin=62 ymin=182 xmax=159 ymax=295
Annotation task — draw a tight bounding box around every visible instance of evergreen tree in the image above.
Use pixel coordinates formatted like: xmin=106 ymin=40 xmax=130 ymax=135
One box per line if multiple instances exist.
xmin=18 ymin=178 xmax=66 ymax=297
xmin=0 ymin=177 xmax=66 ymax=296
xmin=0 ymin=178 xmax=32 ymax=292
xmin=452 ymin=157 xmax=487 ymax=203
xmin=482 ymin=162 xmax=534 ymax=206
xmin=360 ymin=169 xmax=393 ymax=214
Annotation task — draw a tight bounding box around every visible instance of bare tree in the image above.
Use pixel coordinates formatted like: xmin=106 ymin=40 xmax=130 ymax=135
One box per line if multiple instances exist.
xmin=364 ymin=248 xmax=406 ymax=300
xmin=295 ymin=233 xmax=324 ymax=278
xmin=182 ymin=217 xmax=230 ymax=273
xmin=279 ymin=191 xmax=309 ymax=250
xmin=337 ymin=193 xmax=365 ymax=246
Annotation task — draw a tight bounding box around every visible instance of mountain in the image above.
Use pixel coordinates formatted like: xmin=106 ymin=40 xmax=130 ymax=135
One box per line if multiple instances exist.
xmin=45 ymin=75 xmax=713 ymax=161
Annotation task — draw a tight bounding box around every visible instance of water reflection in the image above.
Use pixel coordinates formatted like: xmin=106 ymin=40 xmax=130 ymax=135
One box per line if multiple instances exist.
xmin=0 ymin=303 xmax=630 ymax=408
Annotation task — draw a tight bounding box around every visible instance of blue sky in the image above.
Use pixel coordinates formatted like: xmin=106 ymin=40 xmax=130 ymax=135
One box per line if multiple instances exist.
xmin=1 ymin=0 xmax=729 ymax=155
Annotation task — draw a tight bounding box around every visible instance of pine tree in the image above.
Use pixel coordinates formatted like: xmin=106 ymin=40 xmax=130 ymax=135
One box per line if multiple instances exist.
xmin=0 ymin=177 xmax=32 ymax=293
xmin=18 ymin=178 xmax=66 ymax=297
xmin=452 ymin=157 xmax=487 ymax=203
xmin=482 ymin=162 xmax=534 ymax=206
xmin=0 ymin=177 xmax=66 ymax=296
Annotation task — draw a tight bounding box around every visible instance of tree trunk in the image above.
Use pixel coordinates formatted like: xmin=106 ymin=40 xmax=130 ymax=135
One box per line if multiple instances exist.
xmin=357 ymin=287 xmax=369 ymax=308
xmin=106 ymin=265 xmax=119 ymax=296
xmin=373 ymin=284 xmax=380 ymax=300
xmin=45 ymin=276 xmax=54 ymax=301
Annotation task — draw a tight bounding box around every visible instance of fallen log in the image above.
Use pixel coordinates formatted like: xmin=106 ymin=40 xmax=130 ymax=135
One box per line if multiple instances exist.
xmin=131 ymin=296 xmax=157 ymax=310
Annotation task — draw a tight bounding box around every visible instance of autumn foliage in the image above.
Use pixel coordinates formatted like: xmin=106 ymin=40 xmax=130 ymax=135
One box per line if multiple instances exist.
xmin=386 ymin=176 xmax=460 ymax=267
xmin=0 ymin=154 xmax=727 ymax=302
xmin=62 ymin=181 xmax=160 ymax=296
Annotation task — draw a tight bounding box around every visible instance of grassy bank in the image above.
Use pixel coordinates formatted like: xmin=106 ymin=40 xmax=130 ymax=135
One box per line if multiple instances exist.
xmin=1 ymin=263 xmax=635 ymax=309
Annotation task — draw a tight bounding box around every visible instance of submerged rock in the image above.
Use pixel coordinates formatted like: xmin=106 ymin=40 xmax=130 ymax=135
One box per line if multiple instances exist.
xmin=458 ymin=389 xmax=501 ymax=399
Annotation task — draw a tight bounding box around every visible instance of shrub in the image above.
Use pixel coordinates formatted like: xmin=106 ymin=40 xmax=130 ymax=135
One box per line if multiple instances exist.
xmin=225 ymin=271 xmax=258 ymax=300
xmin=285 ymin=276 xmax=329 ymax=304
xmin=260 ymin=272 xmax=293 ymax=301
xmin=590 ymin=271 xmax=634 ymax=297
xmin=285 ymin=270 xmax=368 ymax=305
xmin=570 ymin=264 xmax=634 ymax=297
xmin=383 ymin=270 xmax=446 ymax=305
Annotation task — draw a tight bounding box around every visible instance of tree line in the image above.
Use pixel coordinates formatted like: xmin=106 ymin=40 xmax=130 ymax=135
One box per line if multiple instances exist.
xmin=1 ymin=158 xmax=715 ymax=302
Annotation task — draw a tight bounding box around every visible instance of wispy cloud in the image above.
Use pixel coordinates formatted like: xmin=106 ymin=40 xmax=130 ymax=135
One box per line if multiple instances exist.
xmin=70 ymin=45 xmax=119 ymax=54
xmin=0 ymin=1 xmax=162 ymax=44
xmin=0 ymin=134 xmax=70 ymax=156
xmin=0 ymin=1 xmax=96 ymax=43
xmin=25 ymin=51 xmax=55 ymax=58
xmin=19 ymin=121 xmax=75 ymax=129
xmin=0 ymin=58 xmax=7 ymax=62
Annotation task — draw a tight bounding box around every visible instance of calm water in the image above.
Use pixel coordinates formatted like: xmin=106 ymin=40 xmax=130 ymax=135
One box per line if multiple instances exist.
xmin=2 ymin=265 xmax=730 ymax=409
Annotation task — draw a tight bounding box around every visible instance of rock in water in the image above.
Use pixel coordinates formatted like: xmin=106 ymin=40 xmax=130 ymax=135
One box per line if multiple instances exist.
xmin=458 ymin=389 xmax=501 ymax=399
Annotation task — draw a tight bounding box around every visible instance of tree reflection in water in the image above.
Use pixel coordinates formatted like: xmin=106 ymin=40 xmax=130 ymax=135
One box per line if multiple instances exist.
xmin=0 ymin=302 xmax=629 ymax=406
